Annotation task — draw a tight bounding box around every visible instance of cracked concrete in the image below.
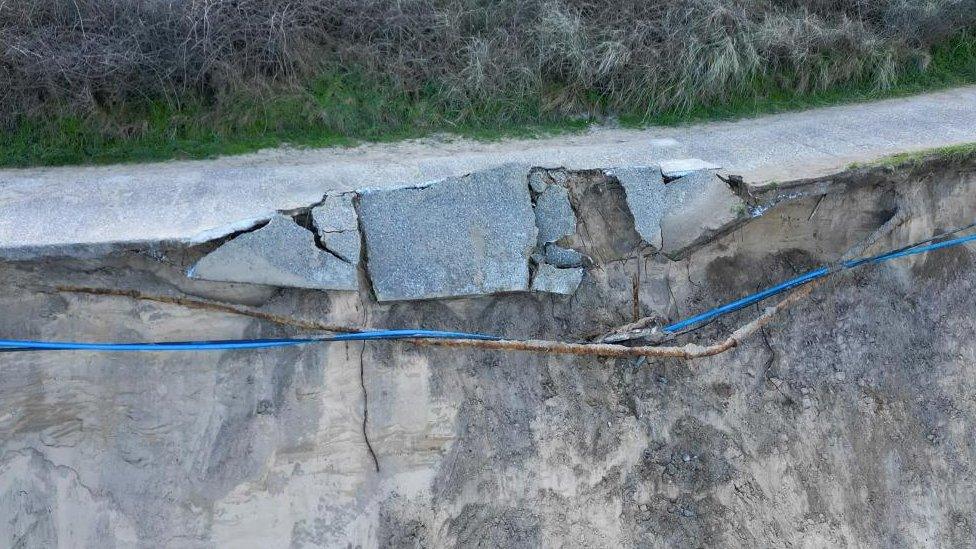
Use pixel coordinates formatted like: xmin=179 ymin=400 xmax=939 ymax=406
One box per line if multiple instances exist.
xmin=534 ymin=182 xmax=577 ymax=246
xmin=311 ymin=193 xmax=361 ymax=265
xmin=658 ymin=171 xmax=749 ymax=257
xmin=182 ymin=162 xmax=747 ymax=299
xmin=611 ymin=167 xmax=747 ymax=256
xmin=174 ymin=161 xmax=753 ymax=300
xmin=189 ymin=215 xmax=358 ymax=290
xmin=612 ymin=166 xmax=669 ymax=249
xmin=190 ymin=157 xmax=748 ymax=301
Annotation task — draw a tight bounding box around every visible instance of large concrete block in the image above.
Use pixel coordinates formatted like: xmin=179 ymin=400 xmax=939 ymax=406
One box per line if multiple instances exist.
xmin=659 ymin=158 xmax=722 ymax=179
xmin=189 ymin=215 xmax=358 ymax=290
xmin=359 ymin=164 xmax=537 ymax=301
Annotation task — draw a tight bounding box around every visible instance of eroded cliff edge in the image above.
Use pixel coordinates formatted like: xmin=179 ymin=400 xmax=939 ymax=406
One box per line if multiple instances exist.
xmin=2 ymin=154 xmax=976 ymax=547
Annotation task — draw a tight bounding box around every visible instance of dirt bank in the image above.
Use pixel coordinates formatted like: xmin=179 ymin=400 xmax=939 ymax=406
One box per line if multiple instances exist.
xmin=2 ymin=156 xmax=976 ymax=547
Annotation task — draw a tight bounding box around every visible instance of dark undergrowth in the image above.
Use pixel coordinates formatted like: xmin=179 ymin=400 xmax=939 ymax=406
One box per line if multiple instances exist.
xmin=2 ymin=1 xmax=976 ymax=167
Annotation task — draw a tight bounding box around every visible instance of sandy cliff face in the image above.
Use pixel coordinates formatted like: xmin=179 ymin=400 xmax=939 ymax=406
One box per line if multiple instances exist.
xmin=2 ymin=158 xmax=976 ymax=548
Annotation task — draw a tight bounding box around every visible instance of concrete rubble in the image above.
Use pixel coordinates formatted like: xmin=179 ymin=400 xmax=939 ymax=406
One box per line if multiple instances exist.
xmin=543 ymin=243 xmax=585 ymax=268
xmin=189 ymin=215 xmax=358 ymax=290
xmin=529 ymin=169 xmax=587 ymax=294
xmin=531 ymin=263 xmax=584 ymax=295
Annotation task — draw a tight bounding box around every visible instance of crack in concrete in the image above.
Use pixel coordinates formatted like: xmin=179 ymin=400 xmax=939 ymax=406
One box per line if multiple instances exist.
xmin=352 ymin=194 xmax=380 ymax=304
xmin=289 ymin=211 xmax=354 ymax=265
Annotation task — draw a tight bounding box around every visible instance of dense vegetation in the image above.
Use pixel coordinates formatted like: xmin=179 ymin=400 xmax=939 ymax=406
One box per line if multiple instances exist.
xmin=2 ymin=0 xmax=976 ymax=166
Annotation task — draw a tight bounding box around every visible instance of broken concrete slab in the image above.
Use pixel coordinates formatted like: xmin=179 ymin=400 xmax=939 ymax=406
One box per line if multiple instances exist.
xmin=544 ymin=244 xmax=585 ymax=268
xmin=311 ymin=193 xmax=361 ymax=264
xmin=659 ymin=158 xmax=721 ymax=179
xmin=531 ymin=263 xmax=583 ymax=295
xmin=611 ymin=166 xmax=668 ymax=249
xmin=528 ymin=170 xmax=550 ymax=194
xmin=358 ymin=164 xmax=537 ymax=301
xmin=535 ymin=184 xmax=576 ymax=245
xmin=611 ymin=165 xmax=745 ymax=256
xmin=10 ymin=158 xmax=976 ymax=547
xmin=189 ymin=215 xmax=358 ymax=290
xmin=528 ymin=168 xmax=571 ymax=194
xmin=659 ymin=170 xmax=748 ymax=258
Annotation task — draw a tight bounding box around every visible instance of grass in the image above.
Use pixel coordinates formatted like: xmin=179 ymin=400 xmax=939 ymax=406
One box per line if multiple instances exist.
xmin=1 ymin=74 xmax=592 ymax=167
xmin=851 ymin=142 xmax=976 ymax=169
xmin=619 ymin=30 xmax=976 ymax=126
xmin=3 ymin=32 xmax=976 ymax=168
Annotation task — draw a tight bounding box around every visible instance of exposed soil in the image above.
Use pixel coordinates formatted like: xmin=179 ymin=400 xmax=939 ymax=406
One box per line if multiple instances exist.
xmin=1 ymin=157 xmax=975 ymax=547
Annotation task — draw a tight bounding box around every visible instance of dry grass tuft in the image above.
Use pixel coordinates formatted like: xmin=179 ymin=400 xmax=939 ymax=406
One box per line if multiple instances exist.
xmin=1 ymin=0 xmax=974 ymax=148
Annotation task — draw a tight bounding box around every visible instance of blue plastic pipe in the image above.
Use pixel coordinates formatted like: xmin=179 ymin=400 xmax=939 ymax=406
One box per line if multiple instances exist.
xmin=662 ymin=231 xmax=976 ymax=334
xmin=0 ymin=329 xmax=500 ymax=352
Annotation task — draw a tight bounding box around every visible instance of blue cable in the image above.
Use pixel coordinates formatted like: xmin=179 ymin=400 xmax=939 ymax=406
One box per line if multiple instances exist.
xmin=0 ymin=329 xmax=500 ymax=352
xmin=663 ymin=231 xmax=976 ymax=334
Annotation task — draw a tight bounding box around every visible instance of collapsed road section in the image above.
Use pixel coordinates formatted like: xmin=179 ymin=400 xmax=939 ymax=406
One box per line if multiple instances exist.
xmin=182 ymin=162 xmax=748 ymax=301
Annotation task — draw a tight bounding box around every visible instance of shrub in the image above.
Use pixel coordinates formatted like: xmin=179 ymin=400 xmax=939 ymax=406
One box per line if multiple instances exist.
xmin=1 ymin=0 xmax=974 ymax=138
